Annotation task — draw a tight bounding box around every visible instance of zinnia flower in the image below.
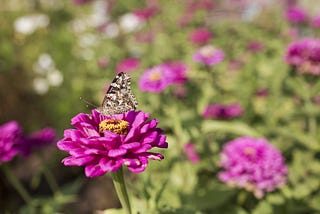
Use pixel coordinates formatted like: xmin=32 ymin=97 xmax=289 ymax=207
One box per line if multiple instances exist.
xmin=311 ymin=15 xmax=320 ymax=28
xmin=163 ymin=61 xmax=188 ymax=84
xmin=193 ymin=45 xmax=225 ymax=66
xmin=0 ymin=121 xmax=23 ymax=164
xmin=57 ymin=110 xmax=168 ymax=177
xmin=203 ymin=103 xmax=243 ymax=120
xmin=189 ymin=28 xmax=212 ymax=45
xmin=285 ymin=7 xmax=308 ymax=24
xmin=139 ymin=65 xmax=173 ymax=93
xmin=218 ymin=136 xmax=287 ymax=199
xmin=116 ymin=58 xmax=140 ymax=73
xmin=285 ymin=38 xmax=320 ymax=75
xmin=21 ymin=128 xmax=56 ymax=156
xmin=133 ymin=7 xmax=158 ymax=20
xmin=183 ymin=143 xmax=200 ymax=164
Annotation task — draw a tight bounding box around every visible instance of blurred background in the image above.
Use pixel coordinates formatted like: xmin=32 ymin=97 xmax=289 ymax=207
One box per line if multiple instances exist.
xmin=1 ymin=0 xmax=320 ymax=213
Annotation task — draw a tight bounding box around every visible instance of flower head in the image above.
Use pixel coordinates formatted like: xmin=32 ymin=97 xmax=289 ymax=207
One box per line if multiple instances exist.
xmin=183 ymin=143 xmax=200 ymax=164
xmin=116 ymin=58 xmax=140 ymax=73
xmin=311 ymin=15 xmax=320 ymax=28
xmin=218 ymin=136 xmax=287 ymax=198
xmin=193 ymin=45 xmax=225 ymax=66
xmin=203 ymin=103 xmax=243 ymax=120
xmin=133 ymin=6 xmax=158 ymax=20
xmin=189 ymin=28 xmax=212 ymax=45
xmin=22 ymin=128 xmax=56 ymax=156
xmin=285 ymin=38 xmax=320 ymax=75
xmin=0 ymin=121 xmax=23 ymax=164
xmin=57 ymin=110 xmax=168 ymax=177
xmin=285 ymin=7 xmax=308 ymax=24
xmin=247 ymin=40 xmax=264 ymax=52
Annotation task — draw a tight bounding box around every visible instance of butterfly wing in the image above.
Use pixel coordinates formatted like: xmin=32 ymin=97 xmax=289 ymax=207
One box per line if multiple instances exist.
xmin=97 ymin=72 xmax=138 ymax=116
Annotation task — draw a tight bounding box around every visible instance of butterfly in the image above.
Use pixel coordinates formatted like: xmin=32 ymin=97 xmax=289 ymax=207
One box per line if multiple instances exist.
xmin=97 ymin=72 xmax=138 ymax=116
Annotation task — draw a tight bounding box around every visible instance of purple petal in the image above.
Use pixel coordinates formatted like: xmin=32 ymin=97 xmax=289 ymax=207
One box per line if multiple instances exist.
xmin=108 ymin=148 xmax=127 ymax=157
xmin=62 ymin=156 xmax=95 ymax=166
xmin=85 ymin=164 xmax=106 ymax=177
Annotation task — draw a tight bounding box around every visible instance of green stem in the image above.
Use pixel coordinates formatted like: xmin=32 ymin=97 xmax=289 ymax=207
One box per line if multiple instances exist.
xmin=1 ymin=164 xmax=32 ymax=204
xmin=111 ymin=167 xmax=132 ymax=214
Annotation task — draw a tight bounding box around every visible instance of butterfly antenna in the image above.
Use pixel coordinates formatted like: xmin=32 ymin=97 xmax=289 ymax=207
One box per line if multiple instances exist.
xmin=79 ymin=97 xmax=98 ymax=108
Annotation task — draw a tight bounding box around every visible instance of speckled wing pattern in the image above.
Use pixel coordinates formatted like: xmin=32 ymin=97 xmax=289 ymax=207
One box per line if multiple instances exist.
xmin=97 ymin=72 xmax=138 ymax=116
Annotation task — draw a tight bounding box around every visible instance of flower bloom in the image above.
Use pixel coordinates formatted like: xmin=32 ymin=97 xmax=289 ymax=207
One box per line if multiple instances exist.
xmin=189 ymin=28 xmax=212 ymax=45
xmin=72 ymin=0 xmax=94 ymax=5
xmin=22 ymin=128 xmax=56 ymax=155
xmin=218 ymin=136 xmax=287 ymax=199
xmin=57 ymin=110 xmax=168 ymax=177
xmin=247 ymin=40 xmax=264 ymax=52
xmin=203 ymin=103 xmax=243 ymax=120
xmin=183 ymin=143 xmax=200 ymax=164
xmin=0 ymin=121 xmax=23 ymax=164
xmin=311 ymin=15 xmax=320 ymax=28
xmin=133 ymin=6 xmax=158 ymax=20
xmin=139 ymin=62 xmax=188 ymax=93
xmin=285 ymin=7 xmax=308 ymax=24
xmin=193 ymin=45 xmax=225 ymax=66
xmin=116 ymin=58 xmax=140 ymax=73
xmin=284 ymin=38 xmax=320 ymax=75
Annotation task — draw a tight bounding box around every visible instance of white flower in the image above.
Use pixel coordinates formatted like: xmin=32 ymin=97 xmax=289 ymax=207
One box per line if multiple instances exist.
xmin=119 ymin=13 xmax=143 ymax=33
xmin=47 ymin=69 xmax=63 ymax=86
xmin=102 ymin=22 xmax=119 ymax=38
xmin=14 ymin=14 xmax=49 ymax=35
xmin=33 ymin=78 xmax=49 ymax=95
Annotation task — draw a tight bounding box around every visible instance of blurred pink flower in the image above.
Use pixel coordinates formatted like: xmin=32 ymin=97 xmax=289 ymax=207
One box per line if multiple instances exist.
xmin=311 ymin=15 xmax=320 ymax=28
xmin=247 ymin=40 xmax=264 ymax=52
xmin=203 ymin=103 xmax=243 ymax=120
xmin=218 ymin=136 xmax=287 ymax=199
xmin=133 ymin=6 xmax=158 ymax=20
xmin=97 ymin=56 xmax=109 ymax=68
xmin=139 ymin=65 xmax=173 ymax=93
xmin=57 ymin=110 xmax=168 ymax=177
xmin=193 ymin=45 xmax=225 ymax=66
xmin=135 ymin=31 xmax=155 ymax=43
xmin=255 ymin=88 xmax=269 ymax=97
xmin=72 ymin=0 xmax=94 ymax=5
xmin=189 ymin=28 xmax=212 ymax=45
xmin=116 ymin=58 xmax=140 ymax=73
xmin=0 ymin=121 xmax=23 ymax=164
xmin=183 ymin=143 xmax=200 ymax=164
xmin=285 ymin=6 xmax=308 ymax=24
xmin=22 ymin=128 xmax=57 ymax=156
xmin=285 ymin=38 xmax=320 ymax=75
xmin=139 ymin=62 xmax=188 ymax=93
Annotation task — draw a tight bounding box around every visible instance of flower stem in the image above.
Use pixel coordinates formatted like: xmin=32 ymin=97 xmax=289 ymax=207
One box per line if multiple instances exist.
xmin=111 ymin=167 xmax=132 ymax=214
xmin=1 ymin=164 xmax=32 ymax=204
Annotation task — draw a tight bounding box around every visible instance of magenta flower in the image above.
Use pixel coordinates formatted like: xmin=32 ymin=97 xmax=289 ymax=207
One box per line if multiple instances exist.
xmin=72 ymin=0 xmax=94 ymax=5
xmin=218 ymin=136 xmax=287 ymax=198
xmin=163 ymin=61 xmax=188 ymax=84
xmin=0 ymin=121 xmax=23 ymax=164
xmin=116 ymin=58 xmax=140 ymax=73
xmin=57 ymin=110 xmax=168 ymax=177
xmin=193 ymin=45 xmax=225 ymax=66
xmin=189 ymin=28 xmax=212 ymax=45
xmin=133 ymin=7 xmax=158 ymax=20
xmin=285 ymin=38 xmax=320 ymax=75
xmin=183 ymin=143 xmax=200 ymax=164
xmin=247 ymin=40 xmax=264 ymax=52
xmin=22 ymin=128 xmax=56 ymax=156
xmin=203 ymin=103 xmax=243 ymax=120
xmin=97 ymin=56 xmax=109 ymax=69
xmin=311 ymin=15 xmax=320 ymax=28
xmin=285 ymin=7 xmax=308 ymax=24
xmin=139 ymin=65 xmax=173 ymax=93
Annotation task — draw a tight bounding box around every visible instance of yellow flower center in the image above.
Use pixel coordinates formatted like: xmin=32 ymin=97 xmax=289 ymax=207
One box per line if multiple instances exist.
xmin=149 ymin=69 xmax=162 ymax=81
xmin=243 ymin=147 xmax=256 ymax=156
xmin=99 ymin=119 xmax=129 ymax=135
xmin=200 ymin=45 xmax=216 ymax=57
